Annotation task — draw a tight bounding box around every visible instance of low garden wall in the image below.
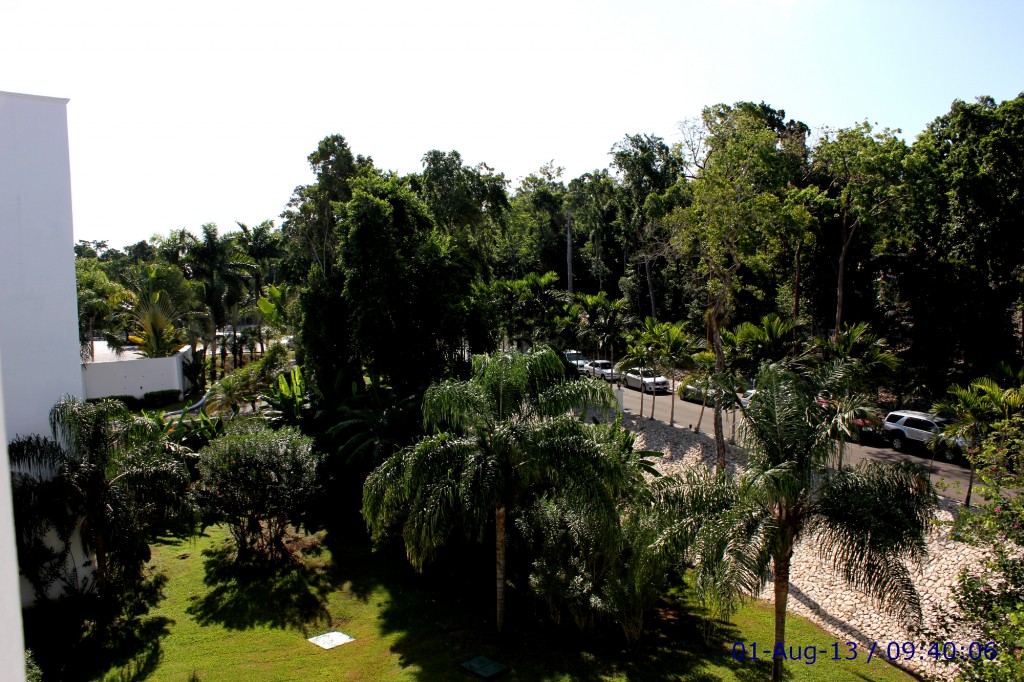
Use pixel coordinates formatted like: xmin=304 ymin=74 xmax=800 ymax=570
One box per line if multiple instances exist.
xmin=81 ymin=346 xmax=192 ymax=401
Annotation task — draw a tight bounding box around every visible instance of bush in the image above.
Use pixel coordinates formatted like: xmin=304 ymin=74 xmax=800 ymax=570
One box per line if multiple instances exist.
xmin=204 ymin=344 xmax=291 ymax=416
xmin=142 ymin=389 xmax=182 ymax=408
xmin=25 ymin=649 xmax=42 ymax=682
xmin=88 ymin=395 xmax=143 ymax=410
xmin=198 ymin=421 xmax=322 ymax=565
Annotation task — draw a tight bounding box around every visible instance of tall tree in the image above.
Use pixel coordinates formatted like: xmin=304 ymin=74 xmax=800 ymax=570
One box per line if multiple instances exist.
xmin=339 ymin=173 xmax=478 ymax=393
xmin=610 ymin=134 xmax=685 ymax=318
xmin=280 ymin=135 xmax=364 ymax=280
xmin=811 ymin=122 xmax=907 ymax=338
xmin=670 ymin=103 xmax=794 ymax=470
xmin=75 ymin=258 xmax=129 ymax=361
xmin=414 ymin=149 xmax=509 ymax=276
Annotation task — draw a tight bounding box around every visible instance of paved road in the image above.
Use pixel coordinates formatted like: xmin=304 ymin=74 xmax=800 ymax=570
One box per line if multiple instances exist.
xmin=613 ymin=381 xmax=974 ymax=504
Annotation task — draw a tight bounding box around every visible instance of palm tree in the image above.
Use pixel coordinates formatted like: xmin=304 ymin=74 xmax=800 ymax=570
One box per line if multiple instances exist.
xmin=129 ymin=294 xmax=182 ymax=358
xmin=8 ymin=396 xmax=192 ymax=619
xmin=731 ymin=313 xmax=796 ymax=378
xmin=935 ymin=377 xmax=1024 ymax=507
xmin=734 ymin=363 xmax=936 ymax=682
xmin=617 ymin=320 xmax=664 ymax=420
xmin=362 ymin=346 xmax=618 ymax=633
xmin=237 ymin=220 xmax=280 ymax=355
xmin=185 ymin=223 xmax=253 ymax=381
xmin=660 ymin=321 xmax=699 ymax=427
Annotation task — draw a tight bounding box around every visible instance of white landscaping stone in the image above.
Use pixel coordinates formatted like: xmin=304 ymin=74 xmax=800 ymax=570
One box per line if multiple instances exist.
xmin=628 ymin=414 xmax=989 ymax=681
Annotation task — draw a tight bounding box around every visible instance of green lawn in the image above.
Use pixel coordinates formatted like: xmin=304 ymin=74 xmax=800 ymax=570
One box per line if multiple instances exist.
xmin=30 ymin=527 xmax=918 ymax=682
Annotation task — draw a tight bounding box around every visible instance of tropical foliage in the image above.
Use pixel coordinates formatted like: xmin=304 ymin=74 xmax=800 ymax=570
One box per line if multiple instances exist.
xmin=948 ymin=416 xmax=1024 ymax=681
xmin=9 ymin=396 xmax=193 ymax=622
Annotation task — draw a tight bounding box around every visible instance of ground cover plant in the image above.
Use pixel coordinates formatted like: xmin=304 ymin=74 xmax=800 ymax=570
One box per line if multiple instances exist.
xmin=77 ymin=525 xmax=917 ymax=682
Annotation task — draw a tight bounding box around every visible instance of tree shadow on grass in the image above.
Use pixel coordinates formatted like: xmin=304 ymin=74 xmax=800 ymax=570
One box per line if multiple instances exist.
xmin=185 ymin=541 xmax=333 ymax=633
xmin=22 ymin=598 xmax=172 ymax=682
xmin=352 ymin=539 xmax=776 ymax=682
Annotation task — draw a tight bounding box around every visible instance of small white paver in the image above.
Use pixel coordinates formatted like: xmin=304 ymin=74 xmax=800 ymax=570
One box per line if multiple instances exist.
xmin=308 ymin=631 xmax=354 ymax=649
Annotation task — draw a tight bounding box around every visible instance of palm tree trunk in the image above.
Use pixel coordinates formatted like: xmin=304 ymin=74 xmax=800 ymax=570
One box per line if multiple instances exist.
xmin=649 ymin=384 xmax=657 ymax=420
xmin=713 ymin=404 xmax=726 ymax=471
xmin=638 ymin=381 xmax=645 ymax=418
xmin=669 ymin=378 xmax=676 ymax=426
xmin=965 ymin=462 xmax=976 ymax=507
xmin=772 ymin=549 xmax=792 ymax=682
xmin=209 ymin=336 xmax=218 ymax=385
xmin=696 ymin=396 xmax=706 ymax=432
xmin=495 ymin=503 xmax=507 ymax=634
xmin=710 ymin=293 xmax=728 ymax=470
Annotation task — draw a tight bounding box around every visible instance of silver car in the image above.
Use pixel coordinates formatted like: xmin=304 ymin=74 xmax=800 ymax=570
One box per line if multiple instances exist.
xmin=584 ymin=360 xmax=619 ymax=381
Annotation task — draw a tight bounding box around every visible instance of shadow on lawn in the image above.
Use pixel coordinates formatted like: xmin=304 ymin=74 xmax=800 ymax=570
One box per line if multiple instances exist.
xmin=22 ymin=599 xmax=172 ymax=682
xmin=185 ymin=542 xmax=333 ymax=633
xmin=373 ymin=567 xmax=775 ymax=682
xmin=317 ymin=521 xmax=776 ymax=682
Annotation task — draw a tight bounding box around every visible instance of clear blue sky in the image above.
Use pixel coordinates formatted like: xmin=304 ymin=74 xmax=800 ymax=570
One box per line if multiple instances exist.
xmin=3 ymin=0 xmax=1022 ymax=248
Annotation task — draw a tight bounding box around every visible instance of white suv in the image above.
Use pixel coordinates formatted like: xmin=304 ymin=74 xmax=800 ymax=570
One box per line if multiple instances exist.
xmin=881 ymin=410 xmax=947 ymax=451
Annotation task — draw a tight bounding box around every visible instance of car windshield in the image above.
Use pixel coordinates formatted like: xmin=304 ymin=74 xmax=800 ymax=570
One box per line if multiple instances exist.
xmin=594 ymin=361 xmax=610 ymax=368
xmin=566 ymin=352 xmax=584 ymax=362
xmin=640 ymin=370 xmax=656 ymax=378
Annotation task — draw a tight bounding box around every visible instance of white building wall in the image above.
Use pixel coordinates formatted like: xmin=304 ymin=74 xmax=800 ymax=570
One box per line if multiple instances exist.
xmin=0 ymin=358 xmax=27 ymax=682
xmin=0 ymin=91 xmax=84 ymax=439
xmin=0 ymin=91 xmax=84 ymax=677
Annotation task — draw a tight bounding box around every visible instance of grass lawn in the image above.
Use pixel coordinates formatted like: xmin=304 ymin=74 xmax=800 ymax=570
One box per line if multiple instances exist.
xmin=28 ymin=526 xmax=920 ymax=682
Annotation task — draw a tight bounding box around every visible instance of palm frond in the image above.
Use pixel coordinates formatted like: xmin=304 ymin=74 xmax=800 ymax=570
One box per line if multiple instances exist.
xmin=535 ymin=377 xmax=617 ymax=418
xmin=808 ymin=460 xmax=937 ymax=626
xmin=422 ymin=380 xmax=489 ymax=433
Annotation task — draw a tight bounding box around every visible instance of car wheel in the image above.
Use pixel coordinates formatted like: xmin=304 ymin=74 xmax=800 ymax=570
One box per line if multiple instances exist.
xmin=891 ymin=433 xmax=905 ymax=451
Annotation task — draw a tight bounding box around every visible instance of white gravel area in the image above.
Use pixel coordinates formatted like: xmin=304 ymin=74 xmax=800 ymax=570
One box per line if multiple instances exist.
xmin=624 ymin=412 xmax=990 ymax=681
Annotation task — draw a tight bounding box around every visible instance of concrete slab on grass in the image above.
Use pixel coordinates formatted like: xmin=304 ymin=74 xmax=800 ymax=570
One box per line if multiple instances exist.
xmin=308 ymin=631 xmax=354 ymax=649
xmin=460 ymin=655 xmax=508 ymax=678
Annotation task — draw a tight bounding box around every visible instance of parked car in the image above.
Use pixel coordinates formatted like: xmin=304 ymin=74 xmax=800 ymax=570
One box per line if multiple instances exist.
xmin=623 ymin=368 xmax=670 ymax=393
xmin=881 ymin=410 xmax=954 ymax=451
xmin=564 ymin=350 xmax=589 ymax=375
xmin=682 ymin=380 xmax=726 ymax=406
xmin=681 ymin=382 xmax=708 ymax=402
xmin=739 ymin=389 xmax=757 ymax=407
xmin=583 ymin=359 xmax=619 ymax=381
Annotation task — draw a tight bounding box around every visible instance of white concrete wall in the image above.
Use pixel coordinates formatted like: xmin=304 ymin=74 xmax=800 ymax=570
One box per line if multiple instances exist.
xmin=82 ymin=349 xmax=189 ymax=400
xmin=0 ymin=91 xmax=84 ymax=440
xmin=0 ymin=357 xmax=27 ymax=681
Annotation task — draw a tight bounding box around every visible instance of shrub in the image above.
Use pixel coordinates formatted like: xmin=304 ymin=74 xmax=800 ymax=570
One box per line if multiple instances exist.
xmin=87 ymin=395 xmax=143 ymax=410
xmin=142 ymin=389 xmax=182 ymax=408
xmin=199 ymin=421 xmax=322 ymax=565
xmin=25 ymin=649 xmax=42 ymax=682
